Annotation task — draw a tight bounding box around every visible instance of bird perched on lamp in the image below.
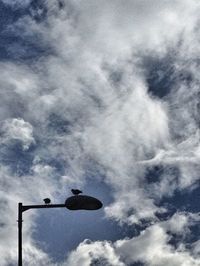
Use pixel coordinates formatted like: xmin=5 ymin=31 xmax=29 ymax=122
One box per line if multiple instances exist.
xmin=43 ymin=198 xmax=51 ymax=204
xmin=71 ymin=189 xmax=82 ymax=195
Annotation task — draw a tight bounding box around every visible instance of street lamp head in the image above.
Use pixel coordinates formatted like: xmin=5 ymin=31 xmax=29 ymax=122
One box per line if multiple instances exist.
xmin=65 ymin=195 xmax=103 ymax=210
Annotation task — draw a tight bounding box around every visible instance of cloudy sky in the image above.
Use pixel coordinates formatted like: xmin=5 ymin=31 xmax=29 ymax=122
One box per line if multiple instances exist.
xmin=0 ymin=0 xmax=200 ymax=265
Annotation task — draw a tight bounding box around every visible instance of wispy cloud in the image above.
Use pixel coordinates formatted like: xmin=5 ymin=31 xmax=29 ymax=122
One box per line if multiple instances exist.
xmin=0 ymin=0 xmax=200 ymax=265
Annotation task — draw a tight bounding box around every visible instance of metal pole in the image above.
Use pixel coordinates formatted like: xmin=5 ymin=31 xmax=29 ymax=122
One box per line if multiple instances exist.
xmin=17 ymin=203 xmax=65 ymax=266
xmin=18 ymin=203 xmax=23 ymax=266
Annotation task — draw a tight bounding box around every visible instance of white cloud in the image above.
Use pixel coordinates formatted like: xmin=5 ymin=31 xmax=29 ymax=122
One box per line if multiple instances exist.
xmin=0 ymin=118 xmax=35 ymax=150
xmin=0 ymin=165 xmax=55 ymax=265
xmin=160 ymin=212 xmax=200 ymax=236
xmin=1 ymin=0 xmax=200 ymax=264
xmin=116 ymin=223 xmax=200 ymax=266
xmin=66 ymin=239 xmax=125 ymax=266
xmin=192 ymin=240 xmax=200 ymax=257
xmin=65 ymin=218 xmax=200 ymax=266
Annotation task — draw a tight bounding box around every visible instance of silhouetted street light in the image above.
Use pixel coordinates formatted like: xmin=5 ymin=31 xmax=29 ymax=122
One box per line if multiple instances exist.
xmin=17 ymin=193 xmax=103 ymax=266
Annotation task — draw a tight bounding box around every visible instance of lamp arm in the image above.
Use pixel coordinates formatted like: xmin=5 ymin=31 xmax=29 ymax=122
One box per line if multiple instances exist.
xmin=22 ymin=203 xmax=66 ymax=212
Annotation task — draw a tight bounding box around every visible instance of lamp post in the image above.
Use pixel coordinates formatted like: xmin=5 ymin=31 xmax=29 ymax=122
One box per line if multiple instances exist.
xmin=17 ymin=195 xmax=103 ymax=266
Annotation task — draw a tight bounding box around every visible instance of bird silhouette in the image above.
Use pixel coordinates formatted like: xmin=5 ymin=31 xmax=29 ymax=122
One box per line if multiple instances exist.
xmin=43 ymin=198 xmax=51 ymax=204
xmin=71 ymin=189 xmax=82 ymax=195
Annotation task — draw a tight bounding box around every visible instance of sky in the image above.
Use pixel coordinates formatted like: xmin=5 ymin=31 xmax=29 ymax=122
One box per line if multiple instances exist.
xmin=0 ymin=0 xmax=200 ymax=265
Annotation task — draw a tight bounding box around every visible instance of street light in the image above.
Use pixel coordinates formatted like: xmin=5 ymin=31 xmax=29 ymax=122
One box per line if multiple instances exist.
xmin=17 ymin=193 xmax=103 ymax=266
